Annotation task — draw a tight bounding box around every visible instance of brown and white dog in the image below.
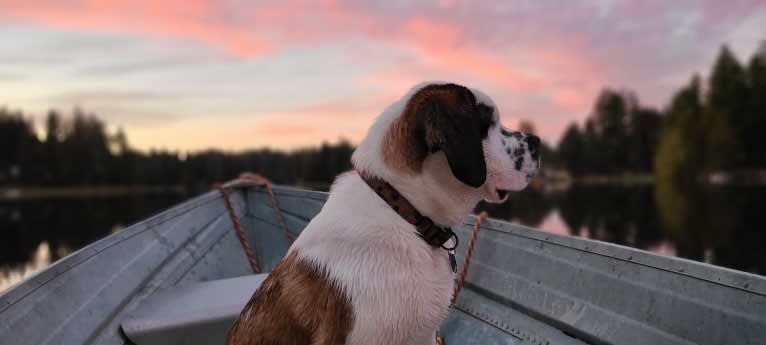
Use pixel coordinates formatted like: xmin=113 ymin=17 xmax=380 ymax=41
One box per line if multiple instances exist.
xmin=227 ymin=82 xmax=540 ymax=345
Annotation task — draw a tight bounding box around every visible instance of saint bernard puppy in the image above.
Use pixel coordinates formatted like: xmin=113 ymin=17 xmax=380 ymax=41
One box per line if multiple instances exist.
xmin=227 ymin=82 xmax=541 ymax=345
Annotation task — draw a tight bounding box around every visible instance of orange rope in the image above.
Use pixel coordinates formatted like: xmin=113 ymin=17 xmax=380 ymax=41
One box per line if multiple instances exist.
xmin=214 ymin=172 xmax=294 ymax=274
xmin=238 ymin=173 xmax=295 ymax=245
xmin=214 ymin=182 xmax=260 ymax=273
xmin=452 ymin=211 xmax=487 ymax=304
xmin=437 ymin=211 xmax=487 ymax=344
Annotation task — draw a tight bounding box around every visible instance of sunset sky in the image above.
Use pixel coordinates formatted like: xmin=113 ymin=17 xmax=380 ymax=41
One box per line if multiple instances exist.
xmin=1 ymin=0 xmax=764 ymax=152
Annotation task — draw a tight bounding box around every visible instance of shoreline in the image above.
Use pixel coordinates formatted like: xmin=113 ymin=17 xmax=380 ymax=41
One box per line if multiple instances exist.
xmin=3 ymin=171 xmax=764 ymax=201
xmin=0 ymin=185 xmax=187 ymax=200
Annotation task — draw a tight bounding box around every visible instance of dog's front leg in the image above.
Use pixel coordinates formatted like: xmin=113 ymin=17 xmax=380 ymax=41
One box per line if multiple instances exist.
xmin=227 ymin=251 xmax=353 ymax=345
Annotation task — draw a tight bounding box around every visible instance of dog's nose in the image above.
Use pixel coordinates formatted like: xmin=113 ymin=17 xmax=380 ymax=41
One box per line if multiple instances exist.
xmin=525 ymin=135 xmax=540 ymax=151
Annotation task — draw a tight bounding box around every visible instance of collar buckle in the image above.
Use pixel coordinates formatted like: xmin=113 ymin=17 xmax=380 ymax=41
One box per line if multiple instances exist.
xmin=361 ymin=173 xmax=459 ymax=249
xmin=415 ymin=217 xmax=457 ymax=249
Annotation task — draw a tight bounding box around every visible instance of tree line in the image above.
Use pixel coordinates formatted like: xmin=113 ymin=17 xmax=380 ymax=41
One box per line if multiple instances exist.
xmin=557 ymin=43 xmax=766 ymax=180
xmin=0 ymin=108 xmax=354 ymax=189
xmin=1 ymin=42 xmax=763 ymax=188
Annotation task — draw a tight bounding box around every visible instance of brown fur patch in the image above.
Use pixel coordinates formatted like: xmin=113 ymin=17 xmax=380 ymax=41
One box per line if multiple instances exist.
xmin=226 ymin=251 xmax=353 ymax=345
xmin=382 ymin=83 xmax=492 ymax=187
xmin=383 ymin=85 xmax=467 ymax=173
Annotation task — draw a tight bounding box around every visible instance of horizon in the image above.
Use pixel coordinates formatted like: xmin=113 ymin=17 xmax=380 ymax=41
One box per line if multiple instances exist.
xmin=1 ymin=0 xmax=764 ymax=151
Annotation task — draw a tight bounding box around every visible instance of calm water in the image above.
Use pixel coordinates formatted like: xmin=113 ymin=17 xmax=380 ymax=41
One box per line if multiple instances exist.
xmin=478 ymin=184 xmax=766 ymax=275
xmin=1 ymin=185 xmax=764 ymax=293
xmin=0 ymin=194 xmax=186 ymax=292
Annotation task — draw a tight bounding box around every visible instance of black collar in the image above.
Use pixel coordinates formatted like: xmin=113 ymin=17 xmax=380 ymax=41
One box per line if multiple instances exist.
xmin=360 ymin=173 xmax=458 ymax=250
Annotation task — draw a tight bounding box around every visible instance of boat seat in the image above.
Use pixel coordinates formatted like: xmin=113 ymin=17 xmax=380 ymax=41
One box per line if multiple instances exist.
xmin=121 ymin=274 xmax=268 ymax=345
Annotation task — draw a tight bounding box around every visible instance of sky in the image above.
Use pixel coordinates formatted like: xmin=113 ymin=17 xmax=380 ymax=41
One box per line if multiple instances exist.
xmin=1 ymin=0 xmax=764 ymax=152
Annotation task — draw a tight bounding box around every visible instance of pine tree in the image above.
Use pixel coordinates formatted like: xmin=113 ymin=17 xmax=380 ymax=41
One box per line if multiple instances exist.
xmin=746 ymin=42 xmax=766 ymax=166
xmin=628 ymin=107 xmax=661 ymax=172
xmin=705 ymin=45 xmax=747 ymax=168
xmin=655 ymin=76 xmax=704 ymax=184
xmin=558 ymin=123 xmax=585 ymax=176
xmin=592 ymin=89 xmax=630 ymax=173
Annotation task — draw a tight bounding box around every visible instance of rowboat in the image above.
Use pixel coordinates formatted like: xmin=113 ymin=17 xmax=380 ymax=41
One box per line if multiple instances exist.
xmin=1 ymin=182 xmax=764 ymax=345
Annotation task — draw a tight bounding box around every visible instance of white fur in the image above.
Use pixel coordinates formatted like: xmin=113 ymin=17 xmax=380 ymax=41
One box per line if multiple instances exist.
xmin=289 ymin=82 xmax=539 ymax=345
xmin=291 ymin=173 xmax=451 ymax=345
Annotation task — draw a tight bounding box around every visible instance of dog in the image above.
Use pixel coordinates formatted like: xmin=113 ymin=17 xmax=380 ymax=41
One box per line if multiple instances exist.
xmin=227 ymin=82 xmax=541 ymax=345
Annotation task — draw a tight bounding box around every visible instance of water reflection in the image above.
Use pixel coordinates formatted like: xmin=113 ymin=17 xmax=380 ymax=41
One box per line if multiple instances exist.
xmin=1 ymin=185 xmax=763 ymax=294
xmin=0 ymin=242 xmax=52 ymax=292
xmin=478 ymin=184 xmax=766 ymax=275
xmin=0 ymin=194 xmax=185 ymax=292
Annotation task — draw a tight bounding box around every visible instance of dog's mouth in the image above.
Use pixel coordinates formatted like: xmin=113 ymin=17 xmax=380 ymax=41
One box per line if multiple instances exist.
xmin=486 ymin=188 xmax=510 ymax=203
xmin=486 ymin=168 xmax=539 ymax=204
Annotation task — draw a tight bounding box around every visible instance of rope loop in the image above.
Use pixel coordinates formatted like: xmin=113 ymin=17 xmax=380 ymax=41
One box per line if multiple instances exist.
xmin=214 ymin=172 xmax=294 ymax=274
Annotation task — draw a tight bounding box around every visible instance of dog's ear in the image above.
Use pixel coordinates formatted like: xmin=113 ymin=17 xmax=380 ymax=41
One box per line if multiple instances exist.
xmin=419 ymin=84 xmax=488 ymax=188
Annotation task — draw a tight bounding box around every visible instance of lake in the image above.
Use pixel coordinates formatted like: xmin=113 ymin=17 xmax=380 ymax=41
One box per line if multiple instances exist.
xmin=0 ymin=193 xmax=187 ymax=292
xmin=1 ymin=184 xmax=764 ymax=293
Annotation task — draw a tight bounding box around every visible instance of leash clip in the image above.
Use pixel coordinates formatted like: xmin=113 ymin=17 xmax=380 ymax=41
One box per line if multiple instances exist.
xmin=448 ymin=249 xmax=457 ymax=273
xmin=442 ymin=230 xmax=459 ymax=273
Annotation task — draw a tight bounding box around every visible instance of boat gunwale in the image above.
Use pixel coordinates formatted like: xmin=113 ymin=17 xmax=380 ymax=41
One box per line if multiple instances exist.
xmin=268 ymin=185 xmax=329 ymax=201
xmin=461 ymin=215 xmax=766 ymax=297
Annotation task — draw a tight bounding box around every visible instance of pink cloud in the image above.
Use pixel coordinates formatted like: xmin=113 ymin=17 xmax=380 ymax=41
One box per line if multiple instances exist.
xmin=1 ymin=1 xmax=601 ymax=96
xmin=5 ymin=0 xmax=754 ymax=150
xmin=359 ymin=14 xmax=544 ymax=91
xmin=0 ymin=0 xmax=271 ymax=56
xmin=266 ymin=5 xmax=546 ymax=92
xmin=554 ymin=88 xmax=589 ymax=112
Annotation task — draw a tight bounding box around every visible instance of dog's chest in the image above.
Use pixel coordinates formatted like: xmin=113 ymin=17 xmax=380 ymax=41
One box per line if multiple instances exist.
xmin=292 ymin=176 xmax=458 ymax=344
xmin=342 ymin=236 xmax=455 ymax=344
xmin=295 ymin=225 xmax=454 ymax=344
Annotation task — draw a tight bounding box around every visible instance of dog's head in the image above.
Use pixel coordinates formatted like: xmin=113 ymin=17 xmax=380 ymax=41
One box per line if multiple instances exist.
xmin=354 ymin=82 xmax=540 ymax=204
